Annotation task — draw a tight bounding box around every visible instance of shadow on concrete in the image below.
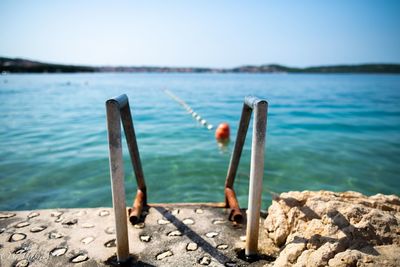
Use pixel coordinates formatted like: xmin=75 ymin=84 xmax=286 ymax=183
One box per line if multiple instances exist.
xmin=104 ymin=254 xmax=156 ymax=266
xmin=154 ymin=206 xmax=233 ymax=265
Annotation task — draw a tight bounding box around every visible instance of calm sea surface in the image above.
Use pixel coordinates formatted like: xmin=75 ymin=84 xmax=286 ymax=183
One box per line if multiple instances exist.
xmin=0 ymin=73 xmax=399 ymax=210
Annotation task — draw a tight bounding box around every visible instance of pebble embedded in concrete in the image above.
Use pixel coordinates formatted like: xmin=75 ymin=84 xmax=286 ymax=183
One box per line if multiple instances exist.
xmin=186 ymin=242 xmax=198 ymax=251
xmin=49 ymin=232 xmax=63 ymax=239
xmin=104 ymin=239 xmax=116 ymax=247
xmin=98 ymin=210 xmax=110 ymax=217
xmin=134 ymin=222 xmax=145 ymax=229
xmin=195 ymin=209 xmax=204 ymax=214
xmin=81 ymin=223 xmax=94 ymax=228
xmin=157 ymin=219 xmax=170 ymax=225
xmin=183 ymin=218 xmax=194 ymax=225
xmin=51 ymin=211 xmax=63 ymax=217
xmin=9 ymin=233 xmax=27 ymax=242
xmin=73 ymin=210 xmax=86 ymax=216
xmin=27 ymin=212 xmax=39 ymax=219
xmin=81 ymin=236 xmax=95 ymax=244
xmin=205 ymin=232 xmax=219 ymax=238
xmin=213 ymin=219 xmax=225 ymax=225
xmin=15 ymin=221 xmax=30 ymax=228
xmin=15 ymin=259 xmax=29 ymax=267
xmin=140 ymin=235 xmax=151 ymax=242
xmin=0 ymin=212 xmax=16 ymax=219
xmin=105 ymin=227 xmax=115 ymax=234
xmin=50 ymin=247 xmax=68 ymax=256
xmin=168 ymin=230 xmax=182 ymax=237
xmin=54 ymin=216 xmax=64 ymax=223
xmin=71 ymin=253 xmax=88 ymax=263
xmin=199 ymin=256 xmax=211 ymax=265
xmin=30 ymin=225 xmax=47 ymax=233
xmin=14 ymin=247 xmax=28 ymax=254
xmin=156 ymin=250 xmax=173 ymax=260
xmin=62 ymin=218 xmax=77 ymax=226
xmin=171 ymin=209 xmax=180 ymax=215
xmin=217 ymin=244 xmax=229 ymax=250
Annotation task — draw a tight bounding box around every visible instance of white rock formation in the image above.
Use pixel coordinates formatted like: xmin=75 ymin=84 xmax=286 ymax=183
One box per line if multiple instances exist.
xmin=264 ymin=191 xmax=400 ymax=267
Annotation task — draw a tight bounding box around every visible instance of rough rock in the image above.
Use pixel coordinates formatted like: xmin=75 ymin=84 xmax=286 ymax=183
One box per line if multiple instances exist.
xmin=264 ymin=190 xmax=400 ymax=267
xmin=273 ymin=239 xmax=306 ymax=266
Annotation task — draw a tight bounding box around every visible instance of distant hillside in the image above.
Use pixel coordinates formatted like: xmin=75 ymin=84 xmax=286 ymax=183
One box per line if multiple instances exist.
xmin=298 ymin=64 xmax=400 ymax=74
xmin=231 ymin=64 xmax=400 ymax=74
xmin=1 ymin=57 xmax=400 ymax=74
xmin=0 ymin=57 xmax=96 ymax=73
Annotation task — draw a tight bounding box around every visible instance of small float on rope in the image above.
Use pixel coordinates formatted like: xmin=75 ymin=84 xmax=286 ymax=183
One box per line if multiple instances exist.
xmin=164 ymin=89 xmax=230 ymax=145
xmin=215 ymin=122 xmax=230 ymax=142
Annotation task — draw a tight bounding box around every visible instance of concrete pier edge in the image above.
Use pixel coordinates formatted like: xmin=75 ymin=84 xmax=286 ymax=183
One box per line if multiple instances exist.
xmin=0 ymin=205 xmax=271 ymax=267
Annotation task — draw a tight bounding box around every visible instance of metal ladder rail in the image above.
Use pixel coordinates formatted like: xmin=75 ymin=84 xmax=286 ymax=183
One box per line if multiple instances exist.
xmin=106 ymin=94 xmax=147 ymax=262
xmin=106 ymin=94 xmax=268 ymax=262
xmin=224 ymin=96 xmax=268 ymax=258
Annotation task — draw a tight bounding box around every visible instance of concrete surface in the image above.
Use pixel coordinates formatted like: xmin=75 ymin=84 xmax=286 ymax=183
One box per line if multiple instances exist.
xmin=0 ymin=206 xmax=272 ymax=266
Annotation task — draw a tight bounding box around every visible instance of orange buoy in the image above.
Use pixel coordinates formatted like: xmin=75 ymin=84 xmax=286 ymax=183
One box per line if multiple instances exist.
xmin=215 ymin=123 xmax=230 ymax=141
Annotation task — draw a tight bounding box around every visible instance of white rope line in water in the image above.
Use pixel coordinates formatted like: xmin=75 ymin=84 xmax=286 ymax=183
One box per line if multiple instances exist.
xmin=164 ymin=89 xmax=214 ymax=130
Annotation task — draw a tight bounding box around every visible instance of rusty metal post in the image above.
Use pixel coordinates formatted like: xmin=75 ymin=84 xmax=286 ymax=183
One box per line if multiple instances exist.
xmin=120 ymin=101 xmax=147 ymax=224
xmin=121 ymin=102 xmax=146 ymax=191
xmin=223 ymin=103 xmax=252 ymax=223
xmin=245 ymin=97 xmax=268 ymax=259
xmin=225 ymin=103 xmax=252 ymax=188
xmin=106 ymin=98 xmax=130 ymax=263
xmin=223 ymin=187 xmax=240 ymax=222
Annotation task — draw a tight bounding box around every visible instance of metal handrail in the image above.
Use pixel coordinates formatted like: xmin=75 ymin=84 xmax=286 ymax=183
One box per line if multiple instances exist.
xmin=224 ymin=96 xmax=268 ymax=258
xmin=106 ymin=94 xmax=147 ymax=262
xmin=106 ymin=94 xmax=268 ymax=262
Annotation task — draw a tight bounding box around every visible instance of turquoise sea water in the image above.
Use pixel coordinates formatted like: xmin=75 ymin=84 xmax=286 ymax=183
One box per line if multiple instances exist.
xmin=0 ymin=73 xmax=399 ymax=211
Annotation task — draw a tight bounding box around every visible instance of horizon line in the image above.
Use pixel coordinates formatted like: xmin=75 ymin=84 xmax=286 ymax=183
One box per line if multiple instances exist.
xmin=2 ymin=56 xmax=400 ymax=69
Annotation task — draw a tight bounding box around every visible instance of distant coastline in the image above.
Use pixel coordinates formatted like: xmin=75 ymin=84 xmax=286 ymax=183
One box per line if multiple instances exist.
xmin=1 ymin=56 xmax=400 ymax=74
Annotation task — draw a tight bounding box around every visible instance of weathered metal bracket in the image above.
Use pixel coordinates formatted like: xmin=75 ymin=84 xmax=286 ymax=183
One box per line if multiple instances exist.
xmin=224 ymin=96 xmax=268 ymax=258
xmin=106 ymin=94 xmax=147 ymax=262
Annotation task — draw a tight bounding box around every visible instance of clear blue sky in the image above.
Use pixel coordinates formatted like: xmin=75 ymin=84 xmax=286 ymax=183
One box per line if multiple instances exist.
xmin=0 ymin=0 xmax=399 ymax=67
